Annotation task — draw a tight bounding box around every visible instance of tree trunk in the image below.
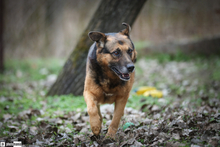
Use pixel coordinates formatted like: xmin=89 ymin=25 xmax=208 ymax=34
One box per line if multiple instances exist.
xmin=47 ymin=0 xmax=147 ymax=96
xmin=0 ymin=0 xmax=4 ymax=73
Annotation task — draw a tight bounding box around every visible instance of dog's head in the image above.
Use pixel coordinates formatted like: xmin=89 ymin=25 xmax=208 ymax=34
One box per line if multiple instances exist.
xmin=88 ymin=23 xmax=137 ymax=81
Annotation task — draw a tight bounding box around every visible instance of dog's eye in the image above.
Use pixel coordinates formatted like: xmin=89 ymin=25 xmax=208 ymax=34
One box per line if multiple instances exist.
xmin=128 ymin=49 xmax=132 ymax=55
xmin=113 ymin=51 xmax=120 ymax=56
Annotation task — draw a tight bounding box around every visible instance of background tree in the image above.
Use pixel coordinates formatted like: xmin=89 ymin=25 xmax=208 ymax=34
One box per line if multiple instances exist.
xmin=47 ymin=0 xmax=147 ymax=96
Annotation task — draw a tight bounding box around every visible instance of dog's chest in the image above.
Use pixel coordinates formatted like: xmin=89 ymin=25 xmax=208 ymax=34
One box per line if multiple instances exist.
xmin=99 ymin=85 xmax=118 ymax=104
xmin=103 ymin=92 xmax=114 ymax=97
xmin=101 ymin=92 xmax=116 ymax=104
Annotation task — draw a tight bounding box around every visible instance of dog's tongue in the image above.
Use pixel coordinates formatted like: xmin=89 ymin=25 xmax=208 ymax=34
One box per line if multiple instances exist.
xmin=122 ymin=73 xmax=129 ymax=78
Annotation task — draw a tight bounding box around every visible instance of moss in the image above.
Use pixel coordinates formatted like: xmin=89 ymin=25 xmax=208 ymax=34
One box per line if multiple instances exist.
xmin=68 ymin=30 xmax=93 ymax=68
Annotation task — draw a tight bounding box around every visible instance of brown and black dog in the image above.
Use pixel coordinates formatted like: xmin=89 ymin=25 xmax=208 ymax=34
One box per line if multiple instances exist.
xmin=83 ymin=23 xmax=137 ymax=139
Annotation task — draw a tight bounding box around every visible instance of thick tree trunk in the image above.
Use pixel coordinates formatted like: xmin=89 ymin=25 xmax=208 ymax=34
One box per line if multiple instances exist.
xmin=47 ymin=0 xmax=147 ymax=96
xmin=0 ymin=0 xmax=4 ymax=73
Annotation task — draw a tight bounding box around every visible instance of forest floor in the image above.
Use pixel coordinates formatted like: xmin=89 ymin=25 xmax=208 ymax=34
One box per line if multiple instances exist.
xmin=0 ymin=53 xmax=220 ymax=147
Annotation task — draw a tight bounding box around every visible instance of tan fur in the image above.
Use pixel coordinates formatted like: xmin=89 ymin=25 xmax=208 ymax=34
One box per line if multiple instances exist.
xmin=84 ymin=23 xmax=136 ymax=139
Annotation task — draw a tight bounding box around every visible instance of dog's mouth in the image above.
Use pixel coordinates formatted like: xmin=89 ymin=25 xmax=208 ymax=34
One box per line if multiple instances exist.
xmin=111 ymin=67 xmax=130 ymax=81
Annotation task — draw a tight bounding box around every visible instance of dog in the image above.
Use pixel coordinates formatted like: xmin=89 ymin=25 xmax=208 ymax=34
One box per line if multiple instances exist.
xmin=83 ymin=23 xmax=137 ymax=139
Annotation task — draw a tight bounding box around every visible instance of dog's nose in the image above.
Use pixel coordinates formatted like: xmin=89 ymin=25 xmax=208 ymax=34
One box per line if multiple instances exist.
xmin=127 ymin=63 xmax=135 ymax=72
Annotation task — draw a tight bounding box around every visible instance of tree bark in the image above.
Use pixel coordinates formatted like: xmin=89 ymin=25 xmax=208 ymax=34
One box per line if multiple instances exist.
xmin=0 ymin=0 xmax=4 ymax=73
xmin=47 ymin=0 xmax=147 ymax=96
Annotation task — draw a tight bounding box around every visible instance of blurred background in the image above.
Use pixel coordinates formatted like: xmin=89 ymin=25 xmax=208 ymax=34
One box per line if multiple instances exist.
xmin=3 ymin=0 xmax=220 ymax=59
xmin=1 ymin=1 xmax=220 ymax=145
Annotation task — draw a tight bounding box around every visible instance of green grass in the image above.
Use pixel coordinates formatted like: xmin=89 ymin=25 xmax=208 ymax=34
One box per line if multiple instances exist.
xmin=126 ymin=94 xmax=171 ymax=112
xmin=1 ymin=55 xmax=219 ymax=120
xmin=0 ymin=59 xmax=86 ymax=120
xmin=0 ymin=89 xmax=42 ymax=118
xmin=210 ymin=58 xmax=220 ymax=80
xmin=0 ymin=58 xmax=167 ymax=120
xmin=0 ymin=58 xmax=64 ymax=83
xmin=127 ymin=94 xmax=159 ymax=108
xmin=46 ymin=95 xmax=86 ymax=114
xmin=0 ymin=93 xmax=86 ymax=119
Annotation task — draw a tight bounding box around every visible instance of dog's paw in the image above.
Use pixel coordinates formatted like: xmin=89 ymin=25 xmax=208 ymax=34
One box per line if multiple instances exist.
xmin=91 ymin=126 xmax=101 ymax=136
xmin=105 ymin=126 xmax=117 ymax=139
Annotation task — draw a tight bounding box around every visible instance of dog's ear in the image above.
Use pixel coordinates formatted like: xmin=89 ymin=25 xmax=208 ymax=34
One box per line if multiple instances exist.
xmin=88 ymin=31 xmax=106 ymax=48
xmin=120 ymin=22 xmax=131 ymax=36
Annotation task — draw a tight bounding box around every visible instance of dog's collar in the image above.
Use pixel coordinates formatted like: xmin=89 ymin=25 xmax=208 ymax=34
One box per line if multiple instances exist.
xmin=103 ymin=92 xmax=114 ymax=97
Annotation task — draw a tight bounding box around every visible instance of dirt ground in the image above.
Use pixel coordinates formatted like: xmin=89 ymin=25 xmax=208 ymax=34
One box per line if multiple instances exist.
xmin=0 ymin=57 xmax=220 ymax=146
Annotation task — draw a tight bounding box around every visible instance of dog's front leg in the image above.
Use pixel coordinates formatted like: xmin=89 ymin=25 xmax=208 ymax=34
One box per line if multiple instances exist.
xmin=105 ymin=97 xmax=128 ymax=139
xmin=84 ymin=91 xmax=102 ymax=136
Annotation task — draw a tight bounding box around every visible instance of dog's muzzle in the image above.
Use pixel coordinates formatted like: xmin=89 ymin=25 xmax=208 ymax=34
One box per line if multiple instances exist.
xmin=111 ymin=64 xmax=135 ymax=81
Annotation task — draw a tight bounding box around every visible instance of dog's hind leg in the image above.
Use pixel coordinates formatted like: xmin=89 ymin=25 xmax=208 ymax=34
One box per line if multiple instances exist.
xmin=84 ymin=91 xmax=102 ymax=136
